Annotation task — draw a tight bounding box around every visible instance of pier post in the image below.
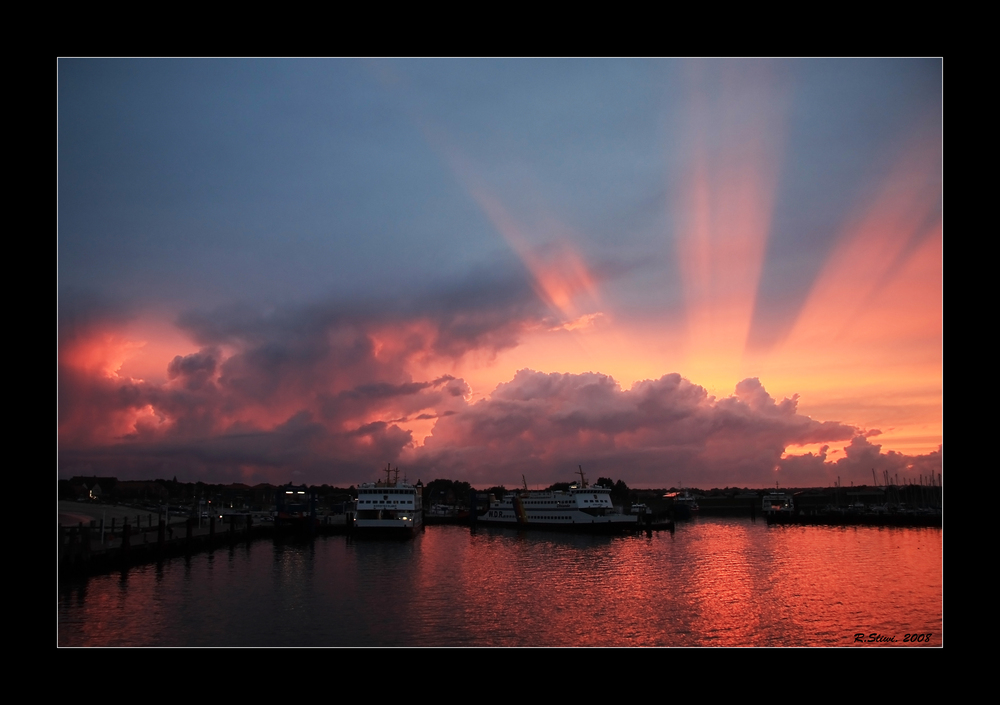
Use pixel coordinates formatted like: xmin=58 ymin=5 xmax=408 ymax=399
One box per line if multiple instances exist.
xmin=209 ymin=515 xmax=216 ymax=545
xmin=66 ymin=526 xmax=79 ymax=565
xmin=158 ymin=518 xmax=166 ymax=549
xmin=67 ymin=527 xmax=77 ymax=564
xmin=311 ymin=492 xmax=317 ymax=538
xmin=84 ymin=521 xmax=95 ymax=561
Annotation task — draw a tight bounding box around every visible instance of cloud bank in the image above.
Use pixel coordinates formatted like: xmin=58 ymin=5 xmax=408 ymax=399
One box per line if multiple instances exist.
xmin=59 ymin=278 xmax=938 ymax=488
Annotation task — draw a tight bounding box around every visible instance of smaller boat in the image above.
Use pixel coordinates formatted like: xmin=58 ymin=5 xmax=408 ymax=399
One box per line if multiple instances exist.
xmin=663 ymin=490 xmax=700 ymax=519
xmin=275 ymin=484 xmax=318 ymax=532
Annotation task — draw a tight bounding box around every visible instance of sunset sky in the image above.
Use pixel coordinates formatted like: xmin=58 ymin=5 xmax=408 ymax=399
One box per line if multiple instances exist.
xmin=58 ymin=59 xmax=942 ymax=489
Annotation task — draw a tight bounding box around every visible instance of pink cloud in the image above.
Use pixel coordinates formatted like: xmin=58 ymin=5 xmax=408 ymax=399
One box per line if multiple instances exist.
xmin=410 ymin=370 xmax=869 ymax=487
xmin=60 ymin=291 xmax=940 ymax=488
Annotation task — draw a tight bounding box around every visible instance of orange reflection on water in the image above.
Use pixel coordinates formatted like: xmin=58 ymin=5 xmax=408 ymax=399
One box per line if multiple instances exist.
xmin=415 ymin=521 xmax=941 ymax=647
xmin=61 ymin=520 xmax=942 ymax=646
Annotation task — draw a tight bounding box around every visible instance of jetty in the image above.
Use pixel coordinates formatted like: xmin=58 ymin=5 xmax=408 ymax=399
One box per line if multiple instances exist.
xmin=59 ymin=502 xmax=351 ymax=578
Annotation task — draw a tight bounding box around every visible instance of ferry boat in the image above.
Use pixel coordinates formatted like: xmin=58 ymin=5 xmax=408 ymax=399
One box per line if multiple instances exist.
xmin=475 ymin=468 xmax=639 ymax=533
xmin=353 ymin=465 xmax=423 ymax=537
xmin=762 ymin=491 xmax=794 ymax=524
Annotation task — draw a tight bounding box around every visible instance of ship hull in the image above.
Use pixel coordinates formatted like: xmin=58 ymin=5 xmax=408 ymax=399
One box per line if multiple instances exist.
xmin=475 ymin=519 xmax=639 ymax=534
xmin=475 ymin=510 xmax=639 ymax=533
xmin=352 ymin=516 xmax=423 ymax=538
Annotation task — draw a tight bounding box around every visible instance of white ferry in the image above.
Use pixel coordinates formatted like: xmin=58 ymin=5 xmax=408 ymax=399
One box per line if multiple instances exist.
xmin=762 ymin=491 xmax=794 ymax=515
xmin=475 ymin=469 xmax=639 ymax=533
xmin=762 ymin=491 xmax=795 ymax=524
xmin=353 ymin=465 xmax=423 ymax=537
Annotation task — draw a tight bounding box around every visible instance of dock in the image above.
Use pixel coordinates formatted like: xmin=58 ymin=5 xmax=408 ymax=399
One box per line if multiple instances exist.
xmin=59 ymin=502 xmax=351 ymax=578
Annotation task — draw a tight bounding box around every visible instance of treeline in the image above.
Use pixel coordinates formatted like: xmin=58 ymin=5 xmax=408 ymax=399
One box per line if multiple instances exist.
xmin=63 ymin=474 xmax=694 ymax=510
xmin=60 ymin=476 xmax=356 ymax=509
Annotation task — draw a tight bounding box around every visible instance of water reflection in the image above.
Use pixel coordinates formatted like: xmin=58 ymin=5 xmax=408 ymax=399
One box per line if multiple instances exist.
xmin=59 ymin=519 xmax=941 ymax=647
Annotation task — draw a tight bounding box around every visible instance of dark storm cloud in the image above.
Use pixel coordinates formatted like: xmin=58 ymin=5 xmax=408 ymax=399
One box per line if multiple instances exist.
xmin=167 ymin=348 xmax=219 ymax=391
xmin=58 ymin=268 xmax=552 ymax=484
xmin=411 ymin=370 xmax=861 ymax=487
xmin=58 ymin=288 xmax=939 ymax=487
xmin=340 ymin=375 xmax=458 ymax=401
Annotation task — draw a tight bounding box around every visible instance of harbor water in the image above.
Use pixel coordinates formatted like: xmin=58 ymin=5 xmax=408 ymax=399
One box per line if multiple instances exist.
xmin=58 ymin=517 xmax=942 ymax=647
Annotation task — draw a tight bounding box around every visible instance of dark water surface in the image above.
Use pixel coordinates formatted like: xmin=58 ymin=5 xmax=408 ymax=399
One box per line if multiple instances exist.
xmin=58 ymin=518 xmax=942 ymax=647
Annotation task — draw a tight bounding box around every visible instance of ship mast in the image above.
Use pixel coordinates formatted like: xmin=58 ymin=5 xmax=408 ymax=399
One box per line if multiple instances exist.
xmin=383 ymin=462 xmax=397 ymax=487
xmin=577 ymin=465 xmax=588 ymax=488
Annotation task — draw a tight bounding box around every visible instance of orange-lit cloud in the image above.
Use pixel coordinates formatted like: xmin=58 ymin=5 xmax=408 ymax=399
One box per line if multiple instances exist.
xmin=61 ymin=331 xmax=146 ymax=381
xmin=59 ymin=281 xmax=543 ymax=483
xmin=412 ymin=371 xmax=862 ymax=488
xmin=59 ymin=276 xmax=941 ymax=488
xmin=59 ymin=323 xmax=157 ymax=446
